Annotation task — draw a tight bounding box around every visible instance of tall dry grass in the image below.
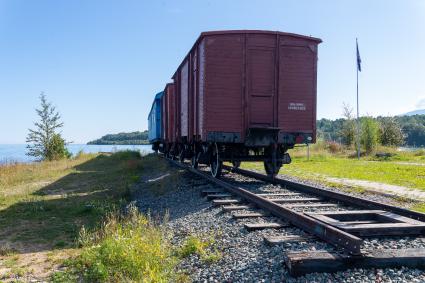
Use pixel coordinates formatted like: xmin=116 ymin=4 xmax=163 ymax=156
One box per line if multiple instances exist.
xmin=0 ymin=154 xmax=95 ymax=190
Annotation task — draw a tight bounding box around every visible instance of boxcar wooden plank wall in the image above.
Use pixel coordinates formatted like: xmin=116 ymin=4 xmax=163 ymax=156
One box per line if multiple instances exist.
xmin=278 ymin=38 xmax=317 ymax=139
xmin=165 ymin=84 xmax=175 ymax=142
xmin=203 ymin=34 xmax=244 ymax=137
xmin=168 ymin=31 xmax=320 ymax=146
xmin=246 ymin=34 xmax=277 ymax=128
xmin=190 ymin=53 xmax=194 ymax=140
xmin=180 ymin=61 xmax=189 ymax=138
xmin=198 ymin=40 xmax=206 ymax=140
xmin=188 ymin=53 xmax=194 ymax=141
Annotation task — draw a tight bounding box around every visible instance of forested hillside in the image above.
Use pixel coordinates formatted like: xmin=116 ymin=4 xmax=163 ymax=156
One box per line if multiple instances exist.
xmin=87 ymin=115 xmax=425 ymax=147
xmin=318 ymin=115 xmax=425 ymax=147
xmin=87 ymin=131 xmax=149 ymax=145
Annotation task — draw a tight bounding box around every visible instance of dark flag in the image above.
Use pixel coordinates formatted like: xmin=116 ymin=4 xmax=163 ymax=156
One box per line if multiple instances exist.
xmin=356 ymin=39 xmax=362 ymax=72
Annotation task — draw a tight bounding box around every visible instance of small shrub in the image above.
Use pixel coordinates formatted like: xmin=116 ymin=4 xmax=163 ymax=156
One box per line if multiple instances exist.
xmin=361 ymin=117 xmax=380 ymax=154
xmin=77 ymin=226 xmax=91 ymax=248
xmin=339 ymin=103 xmax=356 ymax=146
xmin=178 ymin=236 xmax=209 ymax=258
xmin=178 ymin=235 xmax=221 ymax=264
xmin=371 ymin=152 xmax=396 ymax=161
xmin=65 ymin=205 xmax=178 ymax=282
xmin=0 ymin=243 xmax=16 ymax=256
xmin=414 ymin=149 xmax=425 ymax=156
xmin=202 ymin=250 xmax=222 ymax=264
xmin=379 ymin=116 xmax=404 ymax=146
xmin=326 ymin=141 xmax=342 ymax=154
xmin=51 ymin=270 xmax=79 ymax=283
xmin=46 ymin=133 xmax=72 ymax=161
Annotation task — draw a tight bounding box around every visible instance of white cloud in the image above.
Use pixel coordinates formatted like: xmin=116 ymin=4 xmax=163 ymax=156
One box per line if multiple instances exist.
xmin=416 ymin=97 xmax=425 ymax=109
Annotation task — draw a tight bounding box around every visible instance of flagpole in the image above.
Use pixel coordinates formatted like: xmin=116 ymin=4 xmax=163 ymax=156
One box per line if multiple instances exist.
xmin=356 ymin=38 xmax=360 ymax=160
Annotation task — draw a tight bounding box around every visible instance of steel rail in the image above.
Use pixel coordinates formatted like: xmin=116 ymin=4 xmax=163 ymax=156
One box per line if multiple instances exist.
xmin=168 ymin=159 xmax=362 ymax=254
xmin=223 ymin=165 xmax=425 ymax=222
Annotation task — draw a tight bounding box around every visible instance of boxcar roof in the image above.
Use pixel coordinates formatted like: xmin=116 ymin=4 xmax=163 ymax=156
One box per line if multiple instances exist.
xmin=163 ymin=82 xmax=173 ymax=90
xmin=199 ymin=30 xmax=322 ymax=43
xmin=172 ymin=30 xmax=322 ymax=78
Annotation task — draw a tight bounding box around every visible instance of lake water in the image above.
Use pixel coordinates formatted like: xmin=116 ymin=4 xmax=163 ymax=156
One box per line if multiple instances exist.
xmin=0 ymin=144 xmax=153 ymax=164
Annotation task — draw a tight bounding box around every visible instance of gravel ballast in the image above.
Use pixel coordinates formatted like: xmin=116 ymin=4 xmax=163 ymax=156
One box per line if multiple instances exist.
xmin=133 ymin=163 xmax=425 ymax=282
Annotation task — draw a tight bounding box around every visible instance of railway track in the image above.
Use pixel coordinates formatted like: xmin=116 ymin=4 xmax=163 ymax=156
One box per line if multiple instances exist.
xmin=167 ymin=158 xmax=425 ymax=276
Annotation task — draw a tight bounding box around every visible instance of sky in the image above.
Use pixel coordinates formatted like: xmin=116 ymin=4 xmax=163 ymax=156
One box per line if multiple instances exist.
xmin=0 ymin=0 xmax=424 ymax=143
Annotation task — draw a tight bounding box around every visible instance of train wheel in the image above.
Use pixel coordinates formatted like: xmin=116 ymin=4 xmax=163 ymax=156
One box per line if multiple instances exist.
xmin=210 ymin=143 xmax=222 ymax=178
xmin=264 ymin=161 xmax=282 ymax=178
xmin=232 ymin=161 xmax=241 ymax=169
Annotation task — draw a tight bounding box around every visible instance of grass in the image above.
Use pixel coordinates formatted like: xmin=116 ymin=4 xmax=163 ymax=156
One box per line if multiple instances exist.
xmin=177 ymin=235 xmax=221 ymax=264
xmin=0 ymin=151 xmax=219 ymax=282
xmin=52 ymin=205 xmax=179 ymax=283
xmin=52 ymin=208 xmax=220 ymax=282
xmin=411 ymin=203 xmax=425 ymax=213
xmin=241 ymin=144 xmax=425 ymax=214
xmin=0 ymin=151 xmax=147 ymax=281
xmin=138 ymin=154 xmax=182 ymax=196
xmin=0 ymin=151 xmax=141 ymax=247
xmin=242 ymin=143 xmax=425 ymax=190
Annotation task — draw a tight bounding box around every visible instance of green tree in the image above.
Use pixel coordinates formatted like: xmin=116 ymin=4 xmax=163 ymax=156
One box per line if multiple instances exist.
xmin=46 ymin=133 xmax=71 ymax=161
xmin=361 ymin=117 xmax=380 ymax=153
xmin=339 ymin=103 xmax=356 ymax=147
xmin=26 ymin=93 xmax=70 ymax=161
xmin=379 ymin=117 xmax=405 ymax=146
xmin=316 ymin=114 xmax=425 ymax=148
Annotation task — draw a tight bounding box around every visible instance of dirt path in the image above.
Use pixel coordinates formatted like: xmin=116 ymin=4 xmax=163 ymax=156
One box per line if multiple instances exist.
xmin=394 ymin=162 xmax=425 ymax=166
xmin=327 ymin=177 xmax=425 ymax=200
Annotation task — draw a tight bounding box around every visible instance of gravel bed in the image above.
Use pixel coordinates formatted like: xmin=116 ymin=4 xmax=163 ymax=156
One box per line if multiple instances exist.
xmin=133 ymin=164 xmax=425 ymax=282
xmin=274 ymin=171 xmax=418 ymax=208
xmin=229 ymin=166 xmax=418 ymax=209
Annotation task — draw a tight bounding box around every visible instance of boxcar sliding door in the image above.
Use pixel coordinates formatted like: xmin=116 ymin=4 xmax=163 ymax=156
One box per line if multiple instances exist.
xmin=247 ymin=48 xmax=276 ymax=128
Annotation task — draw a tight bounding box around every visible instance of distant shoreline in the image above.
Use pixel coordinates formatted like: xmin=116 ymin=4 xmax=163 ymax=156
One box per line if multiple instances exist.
xmin=0 ymin=144 xmax=152 ymax=164
xmin=87 ymin=141 xmax=149 ymax=145
xmin=86 ymin=131 xmax=149 ymax=146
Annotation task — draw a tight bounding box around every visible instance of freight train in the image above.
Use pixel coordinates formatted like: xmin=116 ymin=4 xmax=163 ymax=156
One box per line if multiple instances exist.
xmin=148 ymin=30 xmax=321 ymax=178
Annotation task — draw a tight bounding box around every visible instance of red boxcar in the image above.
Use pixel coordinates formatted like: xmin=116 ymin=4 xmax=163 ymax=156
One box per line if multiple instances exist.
xmin=165 ymin=30 xmax=321 ymax=177
xmin=161 ymin=85 xmax=168 ymax=142
xmin=164 ymin=83 xmax=175 ymax=146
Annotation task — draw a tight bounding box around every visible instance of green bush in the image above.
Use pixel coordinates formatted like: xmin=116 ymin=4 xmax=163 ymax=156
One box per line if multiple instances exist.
xmin=26 ymin=93 xmax=71 ymax=161
xmin=177 ymin=235 xmax=221 ymax=264
xmin=55 ymin=205 xmax=178 ymax=282
xmin=46 ymin=133 xmax=72 ymax=161
xmin=361 ymin=117 xmax=380 ymax=153
xmin=379 ymin=116 xmax=404 ymax=146
xmin=414 ymin=149 xmax=425 ymax=156
xmin=339 ymin=103 xmax=356 ymax=146
xmin=178 ymin=236 xmax=209 ymax=258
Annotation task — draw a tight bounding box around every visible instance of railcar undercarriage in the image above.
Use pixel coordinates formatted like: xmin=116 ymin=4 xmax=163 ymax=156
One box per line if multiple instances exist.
xmin=161 ymin=141 xmax=293 ymax=178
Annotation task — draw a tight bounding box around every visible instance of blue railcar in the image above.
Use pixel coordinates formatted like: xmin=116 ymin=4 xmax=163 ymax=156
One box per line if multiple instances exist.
xmin=148 ymin=91 xmax=164 ymax=151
